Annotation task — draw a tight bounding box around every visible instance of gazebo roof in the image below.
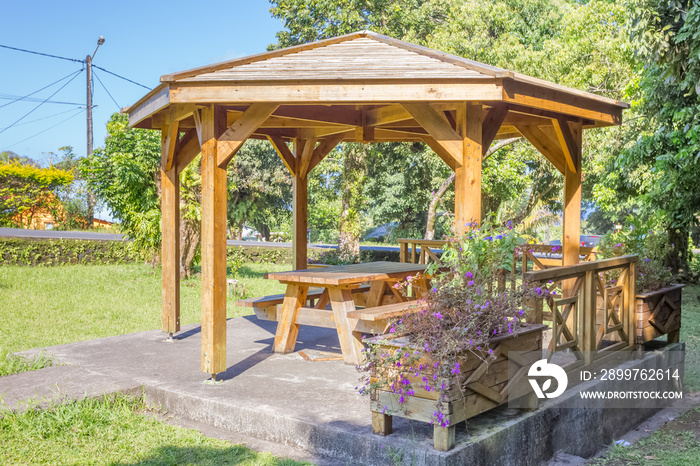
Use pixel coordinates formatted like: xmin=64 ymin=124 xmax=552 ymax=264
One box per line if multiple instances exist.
xmin=127 ymin=30 xmax=628 ymax=131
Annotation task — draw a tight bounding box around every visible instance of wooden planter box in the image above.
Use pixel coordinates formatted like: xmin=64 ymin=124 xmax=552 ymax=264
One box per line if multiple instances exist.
xmin=367 ymin=324 xmax=545 ymax=451
xmin=636 ymin=284 xmax=684 ymax=343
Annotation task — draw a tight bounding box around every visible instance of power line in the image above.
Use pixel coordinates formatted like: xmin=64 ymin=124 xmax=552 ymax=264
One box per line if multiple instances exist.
xmin=0 ymin=70 xmax=83 ymax=136
xmin=0 ymin=94 xmax=84 ymax=106
xmin=92 ymin=65 xmax=151 ymax=90
xmin=92 ymin=69 xmax=120 ymax=110
xmin=0 ymin=70 xmax=83 ymax=109
xmin=0 ymin=107 xmax=84 ymax=131
xmin=0 ymin=43 xmax=83 ymax=63
xmin=2 ymin=108 xmax=85 ymax=149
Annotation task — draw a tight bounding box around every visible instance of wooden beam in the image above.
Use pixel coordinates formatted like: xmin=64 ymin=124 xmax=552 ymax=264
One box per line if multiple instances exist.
xmin=421 ymin=136 xmax=457 ymax=170
xmin=552 ymin=118 xmax=579 ymax=173
xmin=515 ymin=125 xmax=566 ymax=174
xmin=161 ymin=129 xmax=180 ymax=336
xmin=298 ymin=137 xmax=317 ymax=178
xmin=217 ymin=103 xmax=278 ymax=168
xmin=481 ymin=104 xmax=508 ymax=156
xmin=454 ymin=102 xmax=483 ymax=232
xmin=170 ymin=82 xmax=503 ymax=105
xmin=175 ymin=129 xmax=201 ymax=174
xmin=293 ymin=138 xmax=309 ymax=270
xmin=562 ymin=120 xmax=583 ymax=297
xmin=162 ymin=121 xmax=179 ymax=171
xmin=200 ymin=106 xmax=228 ymax=377
xmin=308 ymin=133 xmax=344 ymax=174
xmin=366 ymin=104 xmax=412 ymax=126
xmin=267 ymin=135 xmax=296 ymax=176
xmin=402 ymin=103 xmax=463 ymax=169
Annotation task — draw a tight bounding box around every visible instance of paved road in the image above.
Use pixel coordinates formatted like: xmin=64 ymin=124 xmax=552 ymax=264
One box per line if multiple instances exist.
xmin=0 ymin=227 xmax=402 ymax=252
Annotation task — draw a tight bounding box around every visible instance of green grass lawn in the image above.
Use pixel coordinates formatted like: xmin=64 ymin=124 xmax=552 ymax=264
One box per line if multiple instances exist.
xmin=0 ymin=394 xmax=309 ymax=466
xmin=0 ymin=262 xmax=288 ymax=362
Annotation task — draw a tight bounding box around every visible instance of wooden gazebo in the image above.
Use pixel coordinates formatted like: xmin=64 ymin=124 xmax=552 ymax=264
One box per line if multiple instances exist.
xmin=126 ymin=31 xmax=628 ymax=378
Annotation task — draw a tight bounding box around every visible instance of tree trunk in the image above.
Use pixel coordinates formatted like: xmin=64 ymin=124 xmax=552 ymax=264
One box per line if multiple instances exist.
xmin=179 ymin=219 xmax=200 ymax=278
xmin=424 ymin=172 xmax=455 ymax=240
xmin=338 ymin=144 xmax=367 ymax=261
xmin=666 ymin=226 xmax=689 ymax=274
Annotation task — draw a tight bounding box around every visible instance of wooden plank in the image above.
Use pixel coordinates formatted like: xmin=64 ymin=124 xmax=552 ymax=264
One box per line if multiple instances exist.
xmin=328 ymin=287 xmax=365 ymax=365
xmin=434 ymin=425 xmax=456 ymax=452
xmin=402 ymin=103 xmax=462 ymax=169
xmin=161 ymin=129 xmax=180 ymax=335
xmin=127 ymin=84 xmax=169 ymax=128
xmin=366 ymin=104 xmax=411 ymax=126
xmin=515 ymin=125 xmax=566 ymax=174
xmin=267 ymin=135 xmax=296 ymax=176
xmin=347 ymin=300 xmax=423 ymax=321
xmin=293 ymin=138 xmax=308 ymax=270
xmin=170 ymin=82 xmax=503 ymax=105
xmin=217 ymin=103 xmax=279 ymax=168
xmin=273 ymin=285 xmax=309 ymax=353
xmin=307 ymin=133 xmax=344 ymax=174
xmin=265 ymin=261 xmax=427 ymax=286
xmin=524 ymin=255 xmax=639 ymax=283
xmin=422 ymin=136 xmax=457 ymax=170
xmin=372 ymin=412 xmax=393 ymax=436
xmin=365 ymin=281 xmax=388 ymax=308
xmin=200 ymin=106 xmax=228 ymax=376
xmin=481 ymin=104 xmax=508 ymax=155
xmin=454 ymin=102 xmax=482 ymax=232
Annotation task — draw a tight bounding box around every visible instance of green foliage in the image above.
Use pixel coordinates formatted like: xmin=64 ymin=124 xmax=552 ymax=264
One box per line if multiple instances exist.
xmin=0 ymin=238 xmax=136 ymax=266
xmin=0 ymin=161 xmax=73 ymax=228
xmin=81 ymin=113 xmax=162 ymax=256
xmin=226 ymin=246 xmax=290 ymax=265
xmin=618 ymin=0 xmax=700 ymax=270
xmin=308 ymin=248 xmax=372 ymax=265
xmin=228 ymin=140 xmax=292 ymax=240
xmin=597 ymin=216 xmax=675 ymax=292
xmin=0 ymin=351 xmax=52 ymax=377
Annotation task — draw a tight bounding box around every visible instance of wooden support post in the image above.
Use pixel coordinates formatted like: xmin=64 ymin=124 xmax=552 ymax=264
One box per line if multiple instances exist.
xmin=433 ymin=425 xmax=456 ymax=451
xmin=293 ymin=137 xmax=311 ymax=270
xmin=454 ymin=102 xmax=483 ymax=234
xmin=161 ymin=128 xmax=180 ymax=336
xmin=562 ymin=120 xmax=582 ymax=297
xmin=200 ymin=106 xmax=229 ymax=377
xmin=399 ymin=242 xmax=407 ymax=263
xmin=372 ymin=411 xmax=393 ymax=436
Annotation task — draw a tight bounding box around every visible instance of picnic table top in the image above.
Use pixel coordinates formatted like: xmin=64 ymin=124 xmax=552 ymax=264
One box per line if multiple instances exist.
xmin=264 ymin=261 xmax=427 ymax=286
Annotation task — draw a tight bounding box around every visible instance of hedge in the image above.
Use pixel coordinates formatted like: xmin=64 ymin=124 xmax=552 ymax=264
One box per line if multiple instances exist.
xmin=0 ymin=238 xmax=135 ymax=266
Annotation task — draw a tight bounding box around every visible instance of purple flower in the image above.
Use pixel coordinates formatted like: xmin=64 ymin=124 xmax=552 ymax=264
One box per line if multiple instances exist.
xmin=485 ymin=236 xmax=493 ymax=241
xmin=466 ymin=271 xmax=473 ymax=279
xmin=434 ymin=312 xmax=443 ymax=320
xmin=468 ymin=280 xmax=475 ymax=286
xmin=495 ymin=235 xmax=503 ymax=240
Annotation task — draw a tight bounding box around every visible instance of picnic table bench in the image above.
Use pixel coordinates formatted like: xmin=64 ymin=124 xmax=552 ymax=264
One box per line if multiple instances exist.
xmin=237 ymin=261 xmax=428 ymax=364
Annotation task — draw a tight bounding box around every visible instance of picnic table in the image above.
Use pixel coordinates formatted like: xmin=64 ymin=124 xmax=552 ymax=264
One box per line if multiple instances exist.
xmin=263 ymin=261 xmax=427 ymax=364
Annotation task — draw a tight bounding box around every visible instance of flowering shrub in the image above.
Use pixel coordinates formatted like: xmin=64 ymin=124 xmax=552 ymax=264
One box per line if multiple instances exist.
xmin=357 ymin=220 xmax=538 ymax=425
xmin=598 ymin=218 xmax=675 ymax=292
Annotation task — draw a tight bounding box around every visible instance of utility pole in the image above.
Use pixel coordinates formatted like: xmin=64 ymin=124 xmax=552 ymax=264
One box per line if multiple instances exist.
xmin=85 ymin=36 xmax=104 ymax=227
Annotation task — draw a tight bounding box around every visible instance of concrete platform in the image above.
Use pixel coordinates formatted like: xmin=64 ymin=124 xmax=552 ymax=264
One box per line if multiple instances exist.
xmin=7 ymin=316 xmax=686 ymax=466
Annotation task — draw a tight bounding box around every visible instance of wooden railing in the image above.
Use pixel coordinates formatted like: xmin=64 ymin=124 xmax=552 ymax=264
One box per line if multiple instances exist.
xmin=522 ymin=244 xmax=597 ymax=272
xmin=398 ymin=238 xmax=446 ymax=265
xmin=524 ymin=255 xmax=638 ymax=369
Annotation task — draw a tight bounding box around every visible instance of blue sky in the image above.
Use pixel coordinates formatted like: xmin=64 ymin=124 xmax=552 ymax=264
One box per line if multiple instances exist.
xmin=0 ymin=0 xmax=283 ymax=165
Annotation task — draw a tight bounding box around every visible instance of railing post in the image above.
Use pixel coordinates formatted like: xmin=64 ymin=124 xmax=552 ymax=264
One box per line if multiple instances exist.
xmin=399 ymin=242 xmax=407 ymax=263
xmin=411 ymin=242 xmax=417 ymax=264
xmin=583 ymin=270 xmax=597 ymax=366
xmin=626 ymin=261 xmax=637 ymax=351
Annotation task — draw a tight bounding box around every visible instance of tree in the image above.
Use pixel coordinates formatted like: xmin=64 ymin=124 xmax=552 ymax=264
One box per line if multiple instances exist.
xmin=0 ymin=161 xmax=72 ymax=228
xmin=619 ymin=0 xmax=700 ymax=272
xmin=227 ymin=140 xmax=292 ymax=241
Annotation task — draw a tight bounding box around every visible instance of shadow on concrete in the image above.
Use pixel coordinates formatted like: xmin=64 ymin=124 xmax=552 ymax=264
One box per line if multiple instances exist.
xmin=112 ymin=444 xmax=280 ymax=465
xmin=173 ymin=325 xmax=202 ymax=340
xmin=218 ymin=347 xmax=275 ymax=381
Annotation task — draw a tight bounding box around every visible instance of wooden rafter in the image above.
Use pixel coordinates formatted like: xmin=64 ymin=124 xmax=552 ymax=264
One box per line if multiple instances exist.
xmin=481 ymin=104 xmax=508 ymax=155
xmin=267 ymin=135 xmax=296 ymax=176
xmin=298 ymin=137 xmax=317 ymax=178
xmin=402 ymin=103 xmax=462 ymax=169
xmin=175 ymin=129 xmax=200 ymax=174
xmin=552 ymin=117 xmax=580 ymax=173
xmin=217 ymin=103 xmax=279 ymax=168
xmin=515 ymin=125 xmax=566 ymax=174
